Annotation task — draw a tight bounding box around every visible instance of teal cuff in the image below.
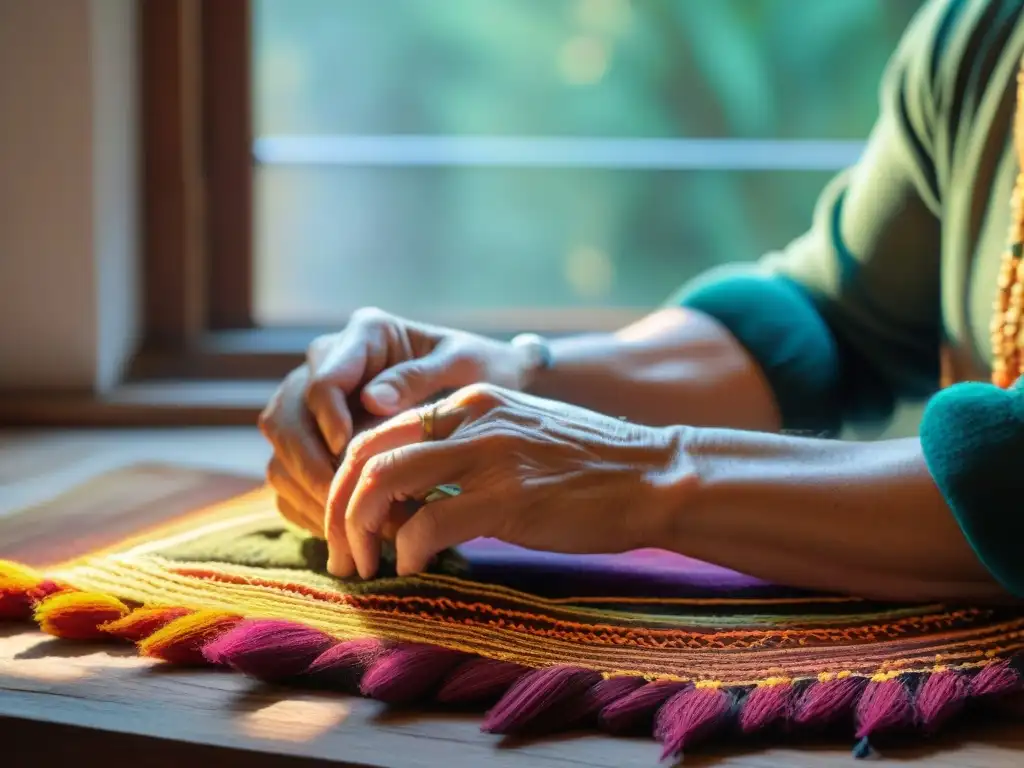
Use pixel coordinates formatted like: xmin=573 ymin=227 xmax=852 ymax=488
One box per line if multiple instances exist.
xmin=920 ymin=382 xmax=1024 ymax=597
xmin=673 ymin=274 xmax=845 ymax=435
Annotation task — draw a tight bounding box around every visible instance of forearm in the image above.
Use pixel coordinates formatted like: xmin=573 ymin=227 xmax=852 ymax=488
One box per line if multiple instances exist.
xmin=526 ymin=308 xmax=781 ymax=432
xmin=658 ymin=429 xmax=1006 ymax=602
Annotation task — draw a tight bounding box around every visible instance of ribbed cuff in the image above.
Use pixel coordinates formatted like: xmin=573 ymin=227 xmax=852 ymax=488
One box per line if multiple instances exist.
xmin=672 ymin=274 xmax=844 ymax=435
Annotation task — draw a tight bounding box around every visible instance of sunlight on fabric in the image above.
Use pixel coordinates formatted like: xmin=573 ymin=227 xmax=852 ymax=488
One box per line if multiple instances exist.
xmin=236 ymin=697 xmax=352 ymax=742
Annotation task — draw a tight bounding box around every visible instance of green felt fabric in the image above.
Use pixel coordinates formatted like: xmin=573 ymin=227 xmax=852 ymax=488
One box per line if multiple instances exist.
xmin=156 ymin=517 xmax=468 ymax=579
xmin=920 ymin=381 xmax=1024 ymax=596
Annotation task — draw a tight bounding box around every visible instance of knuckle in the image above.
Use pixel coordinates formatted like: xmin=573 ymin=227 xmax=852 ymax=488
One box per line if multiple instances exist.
xmin=458 ymin=382 xmax=505 ymax=410
xmin=257 ymin=406 xmax=274 ymax=437
xmin=304 ymin=374 xmax=328 ymax=405
xmin=479 ymin=429 xmax=518 ymax=455
xmin=351 ymin=306 xmax=387 ymax=327
xmin=362 ymin=450 xmax=398 ymax=486
xmin=307 ymin=333 xmax=334 ymax=358
xmin=346 ymin=430 xmax=375 ymax=464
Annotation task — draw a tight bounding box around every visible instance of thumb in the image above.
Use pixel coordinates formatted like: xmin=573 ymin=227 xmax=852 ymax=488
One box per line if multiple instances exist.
xmin=362 ymin=345 xmax=469 ymax=415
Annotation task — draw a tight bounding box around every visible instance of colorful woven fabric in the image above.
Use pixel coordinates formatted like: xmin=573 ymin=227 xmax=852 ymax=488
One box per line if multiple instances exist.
xmin=2 ymin=487 xmax=1022 ymax=759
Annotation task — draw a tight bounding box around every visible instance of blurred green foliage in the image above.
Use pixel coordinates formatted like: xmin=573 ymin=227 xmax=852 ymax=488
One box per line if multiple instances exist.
xmin=252 ymin=0 xmax=923 ymax=327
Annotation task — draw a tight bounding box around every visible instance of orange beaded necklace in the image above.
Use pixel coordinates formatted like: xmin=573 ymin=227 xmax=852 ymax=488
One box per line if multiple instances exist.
xmin=991 ymin=64 xmax=1024 ymax=388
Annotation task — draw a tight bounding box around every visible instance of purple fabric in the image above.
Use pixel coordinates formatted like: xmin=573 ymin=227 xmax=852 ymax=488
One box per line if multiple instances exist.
xmin=456 ymin=539 xmax=813 ymax=599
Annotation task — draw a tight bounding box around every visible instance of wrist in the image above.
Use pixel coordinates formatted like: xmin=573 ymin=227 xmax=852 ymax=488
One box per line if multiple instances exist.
xmin=638 ymin=424 xmax=704 ymax=550
xmin=509 ymin=333 xmax=553 ymax=391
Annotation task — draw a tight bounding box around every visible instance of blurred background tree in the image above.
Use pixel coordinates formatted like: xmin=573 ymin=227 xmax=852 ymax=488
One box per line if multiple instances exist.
xmin=252 ymin=0 xmax=923 ymax=327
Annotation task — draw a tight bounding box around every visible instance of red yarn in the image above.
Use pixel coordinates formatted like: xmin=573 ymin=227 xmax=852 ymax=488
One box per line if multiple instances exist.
xmin=435 ymin=657 xmax=529 ymax=704
xmin=915 ymin=671 xmax=972 ymax=732
xmin=740 ymin=684 xmax=794 ymax=733
xmin=656 ymin=686 xmax=733 ymax=760
xmin=35 ymin=593 xmax=129 ymax=640
xmin=100 ymin=607 xmax=193 ymax=642
xmin=304 ymin=639 xmax=387 ymax=688
xmin=482 ymin=666 xmax=603 ymax=735
xmin=598 ymin=680 xmax=687 ymax=735
xmin=793 ymin=676 xmax=867 ymax=728
xmin=203 ymin=619 xmax=336 ymax=682
xmin=970 ymin=661 xmax=1021 ymax=698
xmin=140 ymin=612 xmax=243 ymax=665
xmin=360 ymin=644 xmax=469 ymax=704
xmin=0 ymin=580 xmax=62 ymax=620
xmin=545 ymin=676 xmax=646 ymax=733
xmin=855 ymin=678 xmax=914 ymax=740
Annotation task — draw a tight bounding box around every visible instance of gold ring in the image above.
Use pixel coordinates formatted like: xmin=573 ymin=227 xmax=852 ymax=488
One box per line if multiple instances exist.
xmin=419 ymin=403 xmax=438 ymax=441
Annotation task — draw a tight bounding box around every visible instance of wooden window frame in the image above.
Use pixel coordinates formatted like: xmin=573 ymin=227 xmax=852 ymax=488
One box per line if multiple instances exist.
xmin=0 ymin=0 xmax=874 ymax=428
xmin=131 ymin=0 xmax=634 ymax=387
xmin=129 ymin=0 xmax=305 ymax=384
xmin=130 ymin=0 xmax=868 ymax=390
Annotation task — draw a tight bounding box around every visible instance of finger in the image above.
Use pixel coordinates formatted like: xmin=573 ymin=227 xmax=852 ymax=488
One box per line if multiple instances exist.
xmin=306 ymin=325 xmax=381 ymax=454
xmin=276 ymin=497 xmax=312 ymax=533
xmin=305 ymin=382 xmax=353 ymax=459
xmin=362 ymin=343 xmax=472 ymax=416
xmin=325 ymin=395 xmax=477 ymax=542
xmin=345 ymin=441 xmax=474 ymax=579
xmin=325 ymin=410 xmax=423 ymax=567
xmin=267 ymin=458 xmax=323 ymax=536
xmin=264 ymin=367 xmax=339 ymax=505
xmin=275 ymin=381 xmax=337 ymax=506
xmin=278 ymin=419 xmax=337 ymax=505
xmin=395 ymin=494 xmax=490 ymax=576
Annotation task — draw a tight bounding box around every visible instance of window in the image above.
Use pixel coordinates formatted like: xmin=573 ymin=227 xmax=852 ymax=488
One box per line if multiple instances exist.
xmin=137 ymin=0 xmax=922 ymax=380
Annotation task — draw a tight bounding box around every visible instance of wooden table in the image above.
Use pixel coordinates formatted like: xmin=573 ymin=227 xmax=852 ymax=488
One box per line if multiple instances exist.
xmin=1 ymin=428 xmax=1021 ymax=767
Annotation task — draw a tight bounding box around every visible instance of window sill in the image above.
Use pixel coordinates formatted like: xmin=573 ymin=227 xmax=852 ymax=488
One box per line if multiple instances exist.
xmin=0 ymin=380 xmax=277 ymax=427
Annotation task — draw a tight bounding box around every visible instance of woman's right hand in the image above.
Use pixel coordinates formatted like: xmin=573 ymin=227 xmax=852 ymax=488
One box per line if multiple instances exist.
xmin=258 ymin=307 xmax=531 ymax=536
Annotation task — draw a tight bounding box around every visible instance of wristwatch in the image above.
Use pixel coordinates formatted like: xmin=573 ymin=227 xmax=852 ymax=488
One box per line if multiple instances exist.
xmin=510 ymin=332 xmax=553 ymax=390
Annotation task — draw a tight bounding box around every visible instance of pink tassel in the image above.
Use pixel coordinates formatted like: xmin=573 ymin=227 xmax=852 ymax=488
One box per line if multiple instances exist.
xmin=794 ymin=677 xmax=867 ymax=728
xmin=740 ymin=683 xmax=794 ymax=734
xmin=970 ymin=660 xmax=1021 ymax=698
xmin=360 ymin=644 xmax=468 ymax=705
xmin=530 ymin=676 xmax=646 ymax=734
xmin=855 ymin=678 xmax=914 ymax=740
xmin=481 ymin=666 xmax=603 ymax=735
xmin=203 ymin=619 xmax=335 ymax=682
xmin=916 ymin=670 xmax=971 ymax=732
xmin=561 ymin=676 xmax=646 ymax=726
xmin=436 ymin=657 xmax=529 ymax=704
xmin=656 ymin=686 xmax=733 ymax=760
xmin=304 ymin=639 xmax=386 ymax=689
xmin=598 ymin=681 xmax=686 ymax=734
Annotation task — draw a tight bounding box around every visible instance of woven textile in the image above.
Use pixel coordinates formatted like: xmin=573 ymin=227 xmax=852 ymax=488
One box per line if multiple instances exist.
xmin=2 ymin=487 xmax=1022 ymax=759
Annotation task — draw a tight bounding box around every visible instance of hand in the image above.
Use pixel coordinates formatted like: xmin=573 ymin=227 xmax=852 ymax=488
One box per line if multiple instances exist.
xmin=303 ymin=308 xmax=531 ymax=456
xmin=324 ymin=383 xmax=696 ymax=579
xmin=259 ymin=308 xmax=530 ymax=537
xmin=257 ymin=366 xmax=338 ymax=536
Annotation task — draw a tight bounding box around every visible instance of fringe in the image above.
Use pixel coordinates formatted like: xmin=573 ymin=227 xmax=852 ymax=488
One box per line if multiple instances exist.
xmin=3 ymin=559 xmax=1023 ymax=760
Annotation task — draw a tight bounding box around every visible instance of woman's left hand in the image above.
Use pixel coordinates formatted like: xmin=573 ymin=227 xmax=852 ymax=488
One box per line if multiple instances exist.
xmin=325 ymin=383 xmax=696 ymax=579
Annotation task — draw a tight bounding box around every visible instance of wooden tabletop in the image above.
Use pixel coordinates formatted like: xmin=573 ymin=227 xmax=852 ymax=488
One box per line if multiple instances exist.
xmin=1 ymin=428 xmax=1022 ymax=767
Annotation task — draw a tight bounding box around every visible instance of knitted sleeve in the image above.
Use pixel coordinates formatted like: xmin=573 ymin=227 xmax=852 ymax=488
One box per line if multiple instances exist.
xmin=920 ymin=381 xmax=1024 ymax=596
xmin=669 ymin=0 xmax=969 ymax=434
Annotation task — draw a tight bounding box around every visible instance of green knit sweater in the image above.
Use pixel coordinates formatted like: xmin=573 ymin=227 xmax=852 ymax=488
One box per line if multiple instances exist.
xmin=673 ymin=0 xmax=1024 ymax=595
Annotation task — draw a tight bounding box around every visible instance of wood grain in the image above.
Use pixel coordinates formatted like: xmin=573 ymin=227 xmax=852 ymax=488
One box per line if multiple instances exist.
xmin=0 ymin=429 xmax=1022 ymax=766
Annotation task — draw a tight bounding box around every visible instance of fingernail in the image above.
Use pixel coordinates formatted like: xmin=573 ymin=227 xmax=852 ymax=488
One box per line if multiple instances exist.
xmin=364 ymin=383 xmax=399 ymax=411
